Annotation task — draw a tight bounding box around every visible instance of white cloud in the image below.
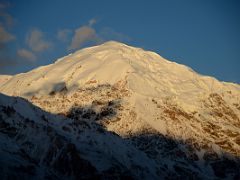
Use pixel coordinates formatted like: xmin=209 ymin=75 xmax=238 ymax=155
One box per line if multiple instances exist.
xmin=0 ymin=25 xmax=14 ymax=43
xmin=26 ymin=29 xmax=52 ymax=52
xmin=68 ymin=26 xmax=97 ymax=50
xmin=57 ymin=29 xmax=72 ymax=42
xmin=17 ymin=49 xmax=36 ymax=62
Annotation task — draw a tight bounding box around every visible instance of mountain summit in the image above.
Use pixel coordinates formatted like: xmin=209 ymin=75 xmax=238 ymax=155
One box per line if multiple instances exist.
xmin=0 ymin=41 xmax=240 ymax=179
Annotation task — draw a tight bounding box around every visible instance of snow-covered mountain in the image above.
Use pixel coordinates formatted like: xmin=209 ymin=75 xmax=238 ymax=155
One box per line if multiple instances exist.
xmin=0 ymin=41 xmax=240 ymax=179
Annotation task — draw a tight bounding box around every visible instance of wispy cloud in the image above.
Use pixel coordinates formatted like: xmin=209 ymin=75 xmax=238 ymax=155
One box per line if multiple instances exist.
xmin=67 ymin=18 xmax=131 ymax=50
xmin=0 ymin=1 xmax=15 ymax=46
xmin=26 ymin=29 xmax=52 ymax=52
xmin=17 ymin=49 xmax=36 ymax=62
xmin=0 ymin=25 xmax=14 ymax=44
xmin=68 ymin=26 xmax=97 ymax=50
xmin=57 ymin=29 xmax=72 ymax=42
xmin=0 ymin=1 xmax=17 ymax=74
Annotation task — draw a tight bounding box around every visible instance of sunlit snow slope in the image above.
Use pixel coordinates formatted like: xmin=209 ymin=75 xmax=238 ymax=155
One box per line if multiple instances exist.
xmin=1 ymin=41 xmax=240 ymax=178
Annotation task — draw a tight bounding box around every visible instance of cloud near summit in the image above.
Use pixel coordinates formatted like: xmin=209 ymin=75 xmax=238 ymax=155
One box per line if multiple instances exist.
xmin=67 ymin=18 xmax=130 ymax=51
xmin=0 ymin=25 xmax=14 ymax=43
xmin=0 ymin=2 xmax=15 ymax=46
xmin=68 ymin=26 xmax=97 ymax=50
xmin=57 ymin=29 xmax=72 ymax=42
xmin=26 ymin=29 xmax=52 ymax=52
xmin=17 ymin=49 xmax=36 ymax=62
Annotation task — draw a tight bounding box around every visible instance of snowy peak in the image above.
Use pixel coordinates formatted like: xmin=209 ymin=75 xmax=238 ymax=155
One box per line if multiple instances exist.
xmin=1 ymin=41 xmax=239 ymax=98
xmin=101 ymin=40 xmax=129 ymax=46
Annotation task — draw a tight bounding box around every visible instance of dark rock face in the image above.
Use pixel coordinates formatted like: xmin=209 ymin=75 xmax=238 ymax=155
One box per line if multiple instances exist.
xmin=128 ymin=132 xmax=240 ymax=179
xmin=52 ymin=143 xmax=97 ymax=179
xmin=210 ymin=159 xmax=240 ymax=179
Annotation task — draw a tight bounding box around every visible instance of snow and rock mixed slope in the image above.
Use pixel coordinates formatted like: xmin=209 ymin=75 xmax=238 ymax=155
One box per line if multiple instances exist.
xmin=0 ymin=41 xmax=240 ymax=179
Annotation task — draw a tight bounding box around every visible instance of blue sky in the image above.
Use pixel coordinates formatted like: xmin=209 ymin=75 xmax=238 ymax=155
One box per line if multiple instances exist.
xmin=0 ymin=0 xmax=239 ymax=83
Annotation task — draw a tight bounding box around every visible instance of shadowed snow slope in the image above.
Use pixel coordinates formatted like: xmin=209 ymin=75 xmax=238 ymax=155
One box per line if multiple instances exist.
xmin=0 ymin=93 xmax=158 ymax=179
xmin=0 ymin=41 xmax=240 ymax=179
